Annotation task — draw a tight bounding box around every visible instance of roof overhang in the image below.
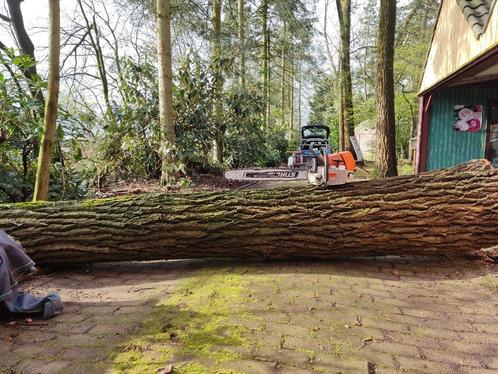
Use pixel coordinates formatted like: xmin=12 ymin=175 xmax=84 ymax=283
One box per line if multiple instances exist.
xmin=419 ymin=43 xmax=498 ymax=96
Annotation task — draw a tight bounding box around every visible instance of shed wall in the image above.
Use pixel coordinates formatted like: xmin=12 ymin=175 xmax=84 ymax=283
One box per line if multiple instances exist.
xmin=420 ymin=0 xmax=498 ymax=93
xmin=426 ymin=84 xmax=498 ymax=170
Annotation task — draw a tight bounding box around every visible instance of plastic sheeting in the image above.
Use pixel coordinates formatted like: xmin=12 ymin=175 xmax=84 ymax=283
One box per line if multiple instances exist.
xmin=0 ymin=230 xmax=63 ymax=319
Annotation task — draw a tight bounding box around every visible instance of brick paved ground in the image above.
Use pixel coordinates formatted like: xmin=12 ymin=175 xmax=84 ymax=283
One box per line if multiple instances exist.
xmin=0 ymin=257 xmax=497 ymax=374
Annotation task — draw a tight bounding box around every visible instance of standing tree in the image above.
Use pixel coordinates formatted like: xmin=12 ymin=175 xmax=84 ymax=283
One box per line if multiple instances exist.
xmin=212 ymin=0 xmax=224 ymax=163
xmin=33 ymin=0 xmax=60 ymax=201
xmin=238 ymin=0 xmax=246 ymax=89
xmin=261 ymin=0 xmax=270 ymax=126
xmin=3 ymin=0 xmax=45 ymax=108
xmin=336 ymin=0 xmax=354 ymax=152
xmin=280 ymin=22 xmax=287 ymax=127
xmin=375 ymin=0 xmax=398 ymax=177
xmin=157 ymin=0 xmax=177 ymax=185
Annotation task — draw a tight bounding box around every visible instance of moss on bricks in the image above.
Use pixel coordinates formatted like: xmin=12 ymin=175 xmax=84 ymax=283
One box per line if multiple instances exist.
xmin=110 ymin=269 xmax=252 ymax=373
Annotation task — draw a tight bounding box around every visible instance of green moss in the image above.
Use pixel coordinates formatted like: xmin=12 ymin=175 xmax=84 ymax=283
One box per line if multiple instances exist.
xmin=480 ymin=275 xmax=498 ymax=291
xmin=110 ymin=269 xmax=252 ymax=373
xmin=299 ymin=348 xmax=316 ymax=363
xmin=329 ymin=340 xmax=347 ymax=358
xmin=11 ymin=201 xmax=48 ymax=209
xmin=112 ymin=350 xmax=159 ymax=373
xmin=172 ymin=362 xmax=244 ymax=374
xmin=77 ymin=195 xmax=134 ymax=208
xmin=174 ymin=362 xmax=211 ymax=374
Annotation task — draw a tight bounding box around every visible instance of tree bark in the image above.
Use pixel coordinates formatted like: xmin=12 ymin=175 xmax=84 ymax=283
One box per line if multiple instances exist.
xmin=375 ymin=0 xmax=398 ymax=177
xmin=157 ymin=0 xmax=176 ymax=185
xmin=280 ymin=22 xmax=286 ymax=128
xmin=238 ymin=0 xmax=246 ymax=89
xmin=212 ymin=0 xmax=224 ymax=163
xmin=2 ymin=160 xmax=497 ymax=265
xmin=289 ymin=55 xmax=294 ymax=133
xmin=297 ymin=69 xmax=302 ymax=129
xmin=336 ymin=0 xmax=354 ymax=152
xmin=33 ymin=0 xmax=60 ymax=201
xmin=262 ymin=0 xmax=270 ymax=127
xmin=5 ymin=0 xmax=45 ymax=113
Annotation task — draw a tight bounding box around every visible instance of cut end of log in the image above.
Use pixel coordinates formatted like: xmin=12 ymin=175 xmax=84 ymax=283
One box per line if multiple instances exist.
xmin=471 ymin=246 xmax=498 ymax=263
xmin=430 ymin=159 xmax=496 ymax=175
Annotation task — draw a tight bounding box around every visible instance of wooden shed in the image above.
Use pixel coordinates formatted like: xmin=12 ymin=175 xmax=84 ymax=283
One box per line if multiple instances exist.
xmin=416 ymin=0 xmax=498 ymax=172
xmin=354 ymin=119 xmax=377 ymax=161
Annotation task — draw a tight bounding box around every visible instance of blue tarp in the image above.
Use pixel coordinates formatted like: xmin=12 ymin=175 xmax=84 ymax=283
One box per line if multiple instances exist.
xmin=0 ymin=230 xmax=63 ymax=319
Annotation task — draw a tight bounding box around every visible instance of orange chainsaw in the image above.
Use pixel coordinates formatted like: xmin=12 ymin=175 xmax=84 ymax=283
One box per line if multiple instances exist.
xmin=306 ymin=150 xmax=356 ymax=186
xmin=225 ymin=125 xmax=363 ymax=186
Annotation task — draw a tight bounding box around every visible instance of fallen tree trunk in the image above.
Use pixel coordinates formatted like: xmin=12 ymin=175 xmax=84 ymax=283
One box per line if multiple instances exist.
xmin=1 ymin=160 xmax=497 ymax=265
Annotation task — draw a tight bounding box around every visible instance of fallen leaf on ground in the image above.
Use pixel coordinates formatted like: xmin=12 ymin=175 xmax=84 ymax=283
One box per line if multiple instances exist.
xmin=157 ymin=363 xmax=172 ymax=373
xmin=362 ymin=336 xmax=374 ymax=342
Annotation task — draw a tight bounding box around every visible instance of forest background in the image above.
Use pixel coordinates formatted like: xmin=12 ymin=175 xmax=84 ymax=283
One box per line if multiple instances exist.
xmin=0 ymin=0 xmax=437 ymax=202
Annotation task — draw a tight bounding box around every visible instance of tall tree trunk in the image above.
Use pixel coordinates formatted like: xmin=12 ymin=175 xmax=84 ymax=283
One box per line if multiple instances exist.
xmin=338 ymin=88 xmax=345 ymax=151
xmin=376 ymin=0 xmax=398 ymax=177
xmin=5 ymin=0 xmax=45 ymax=112
xmin=157 ymin=0 xmax=176 ymax=185
xmin=266 ymin=30 xmax=271 ymax=125
xmin=262 ymin=0 xmax=269 ymax=126
xmin=32 ymin=0 xmax=60 ymax=202
xmin=363 ymin=47 xmax=368 ymax=100
xmin=289 ymin=51 xmax=294 ymax=133
xmin=212 ymin=0 xmax=224 ymax=163
xmin=280 ymin=23 xmax=286 ymax=127
xmin=336 ymin=0 xmax=354 ymax=152
xmin=4 ymin=160 xmax=498 ymax=265
xmin=298 ymin=69 xmax=302 ymax=129
xmin=238 ymin=0 xmax=246 ymax=89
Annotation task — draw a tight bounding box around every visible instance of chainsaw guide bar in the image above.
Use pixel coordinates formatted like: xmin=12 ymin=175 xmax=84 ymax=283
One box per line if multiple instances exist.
xmin=224 ymin=169 xmax=308 ymax=181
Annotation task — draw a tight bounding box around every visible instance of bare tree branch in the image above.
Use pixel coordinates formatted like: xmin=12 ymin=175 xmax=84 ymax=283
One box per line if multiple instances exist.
xmin=0 ymin=13 xmax=10 ymax=23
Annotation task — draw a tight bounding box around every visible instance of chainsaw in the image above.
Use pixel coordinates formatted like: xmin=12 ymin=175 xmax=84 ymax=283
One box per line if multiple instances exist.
xmin=224 ymin=125 xmax=361 ymax=187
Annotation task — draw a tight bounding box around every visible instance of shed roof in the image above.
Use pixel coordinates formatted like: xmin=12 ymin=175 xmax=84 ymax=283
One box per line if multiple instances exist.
xmin=458 ymin=0 xmax=493 ymax=38
xmin=419 ymin=0 xmax=498 ymax=94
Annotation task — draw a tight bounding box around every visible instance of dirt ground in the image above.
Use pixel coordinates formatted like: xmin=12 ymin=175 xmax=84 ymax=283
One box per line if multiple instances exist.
xmin=1 ymin=256 xmax=497 ymax=374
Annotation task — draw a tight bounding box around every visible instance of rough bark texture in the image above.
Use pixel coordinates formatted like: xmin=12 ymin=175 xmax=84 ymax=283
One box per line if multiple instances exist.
xmin=212 ymin=0 xmax=224 ymax=164
xmin=280 ymin=22 xmax=287 ymax=128
xmin=33 ymin=0 xmax=60 ymax=201
xmin=238 ymin=0 xmax=246 ymax=89
xmin=5 ymin=0 xmax=45 ymax=112
xmin=261 ymin=0 xmax=270 ymax=127
xmin=157 ymin=0 xmax=176 ymax=185
xmin=336 ymin=0 xmax=354 ymax=152
xmin=375 ymin=0 xmax=398 ymax=177
xmin=1 ymin=160 xmax=497 ymax=265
